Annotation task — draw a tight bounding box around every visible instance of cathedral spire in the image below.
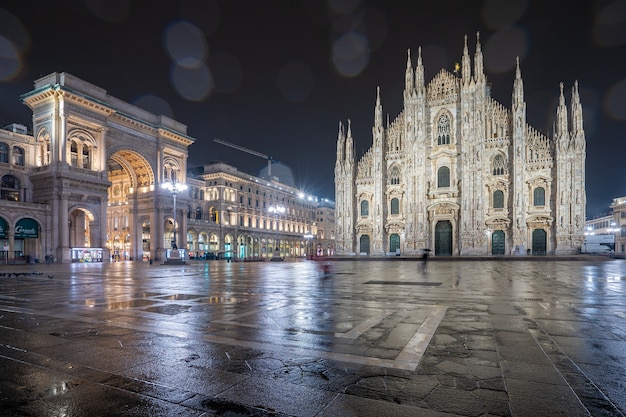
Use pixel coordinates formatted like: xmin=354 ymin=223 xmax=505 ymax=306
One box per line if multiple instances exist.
xmin=345 ymin=119 xmax=354 ymax=162
xmin=405 ymin=48 xmax=414 ymax=92
xmin=375 ymin=86 xmax=383 ymax=128
xmin=336 ymin=120 xmax=345 ymax=163
xmin=461 ymin=34 xmax=471 ymax=84
xmin=513 ymin=57 xmax=524 ymax=109
xmin=570 ymin=80 xmax=584 ymax=134
xmin=556 ymin=82 xmax=568 ymax=138
xmin=415 ymin=46 xmax=425 ymax=94
xmin=473 ymin=32 xmax=484 ymax=84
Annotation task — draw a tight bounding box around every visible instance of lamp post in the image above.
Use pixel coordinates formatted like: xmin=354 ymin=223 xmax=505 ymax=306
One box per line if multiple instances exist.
xmin=304 ymin=233 xmax=313 ymax=259
xmin=161 ymin=180 xmax=188 ymax=251
xmin=268 ymin=205 xmax=285 ymax=258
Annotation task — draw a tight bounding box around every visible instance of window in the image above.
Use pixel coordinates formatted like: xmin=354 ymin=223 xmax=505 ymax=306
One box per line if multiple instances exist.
xmin=493 ymin=190 xmax=504 ymax=209
xmin=13 ymin=146 xmax=24 ymax=166
xmin=195 ymin=207 xmax=202 ymax=220
xmin=0 ymin=142 xmax=8 ymax=163
xmin=389 ymin=165 xmax=400 ymax=185
xmin=437 ymin=115 xmax=451 ymax=145
xmin=492 ymin=154 xmax=506 ymax=175
xmin=533 ymin=187 xmax=545 ymax=206
xmin=70 ymin=141 xmax=78 ymax=167
xmin=360 ymin=200 xmax=369 ymax=216
xmin=82 ymin=146 xmax=90 ymax=169
xmin=391 ymin=198 xmax=400 ymax=215
xmin=1 ymin=174 xmax=20 ymax=201
xmin=437 ymin=166 xmax=450 ymax=188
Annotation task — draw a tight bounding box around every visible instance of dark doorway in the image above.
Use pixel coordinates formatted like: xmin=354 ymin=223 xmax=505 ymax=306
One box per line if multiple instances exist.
xmin=492 ymin=230 xmax=505 ymax=255
xmin=359 ymin=235 xmax=370 ymax=254
xmin=532 ymin=229 xmax=547 ymax=255
xmin=435 ymin=221 xmax=453 ymax=256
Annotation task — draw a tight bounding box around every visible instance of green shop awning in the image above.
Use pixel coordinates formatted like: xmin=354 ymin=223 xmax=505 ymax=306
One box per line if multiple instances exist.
xmin=0 ymin=217 xmax=7 ymax=239
xmin=15 ymin=218 xmax=39 ymax=238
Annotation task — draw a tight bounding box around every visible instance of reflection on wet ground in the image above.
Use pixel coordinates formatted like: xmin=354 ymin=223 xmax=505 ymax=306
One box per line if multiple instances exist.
xmin=0 ymin=259 xmax=625 ymax=416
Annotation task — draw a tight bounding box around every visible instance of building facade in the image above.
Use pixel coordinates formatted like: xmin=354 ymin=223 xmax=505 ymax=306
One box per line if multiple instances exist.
xmin=185 ymin=163 xmax=318 ymax=260
xmin=0 ymin=72 xmax=321 ymax=263
xmin=335 ymin=34 xmax=586 ymax=256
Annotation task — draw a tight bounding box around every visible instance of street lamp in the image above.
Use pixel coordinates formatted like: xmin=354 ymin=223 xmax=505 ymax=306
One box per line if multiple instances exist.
xmin=161 ymin=180 xmax=188 ymax=251
xmin=304 ymin=233 xmax=313 ymax=259
xmin=268 ymin=205 xmax=285 ymax=258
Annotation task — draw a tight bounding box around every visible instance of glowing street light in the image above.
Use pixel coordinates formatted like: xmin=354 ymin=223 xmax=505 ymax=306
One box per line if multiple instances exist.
xmin=268 ymin=205 xmax=285 ymax=257
xmin=161 ymin=180 xmax=188 ymax=250
xmin=304 ymin=233 xmax=313 ymax=259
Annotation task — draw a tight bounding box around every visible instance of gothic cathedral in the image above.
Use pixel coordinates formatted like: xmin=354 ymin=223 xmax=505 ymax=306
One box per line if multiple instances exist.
xmin=334 ymin=34 xmax=586 ymax=256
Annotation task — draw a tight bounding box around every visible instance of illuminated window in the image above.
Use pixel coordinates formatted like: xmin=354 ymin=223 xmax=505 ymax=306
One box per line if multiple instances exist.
xmin=1 ymin=174 xmax=20 ymax=201
xmin=82 ymin=145 xmax=90 ymax=169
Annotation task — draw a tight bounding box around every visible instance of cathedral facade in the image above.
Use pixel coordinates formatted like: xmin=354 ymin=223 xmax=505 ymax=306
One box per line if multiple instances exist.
xmin=334 ymin=34 xmax=586 ymax=256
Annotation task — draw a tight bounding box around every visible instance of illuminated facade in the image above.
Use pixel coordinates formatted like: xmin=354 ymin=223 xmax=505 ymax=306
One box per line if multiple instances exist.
xmin=335 ymin=34 xmax=586 ymax=256
xmin=0 ymin=72 xmax=319 ymax=263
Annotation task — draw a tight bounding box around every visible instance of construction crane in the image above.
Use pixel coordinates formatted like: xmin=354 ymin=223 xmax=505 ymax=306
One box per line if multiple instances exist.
xmin=213 ymin=138 xmax=279 ymax=179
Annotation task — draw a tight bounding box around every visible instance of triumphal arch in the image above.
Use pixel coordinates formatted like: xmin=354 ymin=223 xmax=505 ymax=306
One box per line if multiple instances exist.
xmin=22 ymin=72 xmax=194 ymax=263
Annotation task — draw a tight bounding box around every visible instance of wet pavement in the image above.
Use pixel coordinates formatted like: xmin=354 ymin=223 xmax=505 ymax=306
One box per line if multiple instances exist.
xmin=1 ymin=258 xmax=625 ymax=416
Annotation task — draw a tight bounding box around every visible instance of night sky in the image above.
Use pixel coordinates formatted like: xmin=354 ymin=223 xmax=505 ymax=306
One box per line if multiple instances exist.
xmin=1 ymin=1 xmax=625 ymax=217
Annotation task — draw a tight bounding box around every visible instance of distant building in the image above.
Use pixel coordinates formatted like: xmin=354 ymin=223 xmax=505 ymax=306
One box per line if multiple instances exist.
xmin=314 ymin=199 xmax=335 ymax=256
xmin=335 ymin=34 xmax=586 ymax=256
xmin=610 ymin=197 xmax=626 ymax=253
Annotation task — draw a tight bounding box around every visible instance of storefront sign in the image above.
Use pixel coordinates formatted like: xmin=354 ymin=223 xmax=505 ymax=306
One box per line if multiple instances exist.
xmin=14 ymin=218 xmax=39 ymax=238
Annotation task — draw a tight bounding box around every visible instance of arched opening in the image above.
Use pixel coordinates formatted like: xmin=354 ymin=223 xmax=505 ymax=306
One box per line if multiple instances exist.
xmin=435 ymin=221 xmax=453 ymax=256
xmin=359 ymin=234 xmax=370 ymax=254
xmin=389 ymin=233 xmax=400 ymax=253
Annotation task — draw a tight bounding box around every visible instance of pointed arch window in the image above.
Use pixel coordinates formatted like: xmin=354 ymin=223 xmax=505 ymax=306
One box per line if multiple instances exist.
xmin=493 ymin=190 xmax=504 ymax=209
xmin=437 ymin=166 xmax=450 ymax=188
xmin=533 ymin=187 xmax=545 ymax=206
xmin=437 ymin=115 xmax=451 ymax=145
xmin=390 ymin=198 xmax=400 ymax=215
xmin=389 ymin=165 xmax=401 ymax=185
xmin=360 ymin=200 xmax=369 ymax=216
xmin=492 ymin=154 xmax=506 ymax=175
xmin=13 ymin=146 xmax=24 ymax=166
xmin=0 ymin=142 xmax=8 ymax=163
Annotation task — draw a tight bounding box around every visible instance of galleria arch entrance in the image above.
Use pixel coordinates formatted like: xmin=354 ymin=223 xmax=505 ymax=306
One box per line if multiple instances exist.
xmin=106 ymin=149 xmax=156 ymax=261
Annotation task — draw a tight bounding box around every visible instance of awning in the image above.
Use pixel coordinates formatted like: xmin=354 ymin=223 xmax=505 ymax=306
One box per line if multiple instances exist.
xmin=15 ymin=218 xmax=39 ymax=238
xmin=0 ymin=217 xmax=7 ymax=239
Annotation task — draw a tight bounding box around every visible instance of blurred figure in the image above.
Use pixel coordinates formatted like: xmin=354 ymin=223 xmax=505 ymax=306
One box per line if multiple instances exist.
xmin=319 ymin=261 xmax=333 ymax=277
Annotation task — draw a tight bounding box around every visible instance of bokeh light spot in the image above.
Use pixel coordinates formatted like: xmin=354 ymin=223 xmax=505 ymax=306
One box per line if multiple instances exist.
xmin=209 ymin=51 xmax=243 ymax=94
xmin=0 ymin=35 xmax=22 ymax=81
xmin=171 ymin=63 xmax=213 ymax=102
xmin=84 ymin=0 xmax=131 ymax=23
xmin=164 ymin=20 xmax=208 ymax=69
xmin=133 ymin=94 xmax=175 ymax=119
xmin=605 ymin=78 xmax=626 ymax=120
xmin=481 ymin=0 xmax=528 ymax=29
xmin=276 ymin=60 xmax=314 ymax=102
xmin=328 ymin=0 xmax=362 ymax=15
xmin=483 ymin=26 xmax=528 ymax=74
xmin=0 ymin=8 xmax=29 ymax=52
xmin=332 ymin=31 xmax=370 ymax=77
xmin=593 ymin=0 xmax=626 ymax=47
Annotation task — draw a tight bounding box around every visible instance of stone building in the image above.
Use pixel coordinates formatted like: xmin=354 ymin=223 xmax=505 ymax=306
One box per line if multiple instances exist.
xmin=0 ymin=72 xmax=320 ymax=263
xmin=334 ymin=34 xmax=586 ymax=256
